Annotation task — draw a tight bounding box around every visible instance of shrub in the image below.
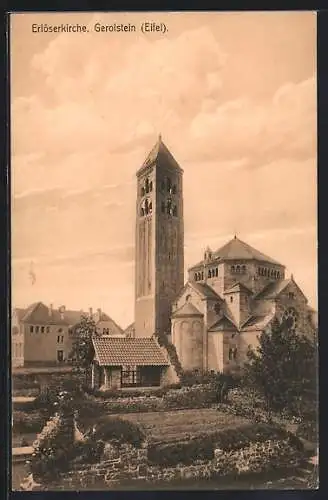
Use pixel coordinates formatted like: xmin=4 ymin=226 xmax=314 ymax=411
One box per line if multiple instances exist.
xmin=148 ymin=438 xmax=214 ymax=466
xmin=147 ymin=423 xmax=303 ymax=466
xmin=90 ymin=417 xmax=146 ymax=448
xmin=163 ymin=384 xmax=216 ymax=409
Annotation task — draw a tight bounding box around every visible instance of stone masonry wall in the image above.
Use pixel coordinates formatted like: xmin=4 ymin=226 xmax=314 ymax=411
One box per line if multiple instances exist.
xmin=43 ymin=438 xmax=304 ymax=490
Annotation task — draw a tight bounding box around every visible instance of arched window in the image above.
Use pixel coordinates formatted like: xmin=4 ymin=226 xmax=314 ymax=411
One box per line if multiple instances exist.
xmin=242 ymin=265 xmax=246 ymax=273
xmin=271 ymin=269 xmax=274 ymax=277
xmin=231 ymin=265 xmax=235 ymax=273
xmin=167 ymin=177 xmax=172 ymax=193
xmin=149 ymin=201 xmax=152 ymax=214
xmin=277 ymin=271 xmax=280 ymax=279
xmin=149 ymin=181 xmax=153 ymax=192
xmin=194 ymin=273 xmax=198 ymax=281
xmin=145 ymin=178 xmax=149 ymax=193
xmin=201 ymin=272 xmax=204 ymax=280
xmin=172 ymin=185 xmax=177 ymax=194
xmin=167 ymin=200 xmax=172 ymax=215
xmin=228 ymin=348 xmax=233 ymax=360
xmin=144 ymin=199 xmax=149 ymax=215
xmin=236 ymin=265 xmax=241 ymax=273
xmin=141 ymin=186 xmax=145 ymax=197
xmin=208 ymin=270 xmax=212 ymax=278
xmin=173 ymin=205 xmax=177 ymax=217
xmin=233 ymin=348 xmax=237 ymax=360
xmin=215 ymin=268 xmax=218 ymax=277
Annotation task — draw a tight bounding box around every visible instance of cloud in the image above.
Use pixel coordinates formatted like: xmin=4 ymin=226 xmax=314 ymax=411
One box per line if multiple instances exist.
xmin=188 ymin=76 xmax=316 ymax=164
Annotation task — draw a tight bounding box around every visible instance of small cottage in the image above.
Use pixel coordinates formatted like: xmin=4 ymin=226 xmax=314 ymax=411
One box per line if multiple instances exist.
xmin=91 ymin=336 xmax=171 ymax=389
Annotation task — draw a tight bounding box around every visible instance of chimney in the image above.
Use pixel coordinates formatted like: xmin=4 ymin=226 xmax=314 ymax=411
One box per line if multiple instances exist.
xmin=49 ymin=304 xmax=53 ymax=317
xmin=59 ymin=305 xmax=66 ymax=320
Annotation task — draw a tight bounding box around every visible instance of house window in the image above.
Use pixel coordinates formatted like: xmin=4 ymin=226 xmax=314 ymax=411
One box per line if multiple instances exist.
xmin=242 ymin=265 xmax=246 ymax=273
xmin=201 ymin=272 xmax=204 ymax=280
xmin=46 ymin=326 xmax=50 ymax=333
xmin=35 ymin=326 xmax=39 ymax=333
xmin=288 ymin=292 xmax=295 ymax=300
xmin=58 ymin=328 xmax=63 ymax=333
xmin=149 ymin=181 xmax=153 ymax=192
xmin=215 ymin=268 xmax=218 ymax=277
xmin=141 ymin=186 xmax=145 ymax=197
xmin=41 ymin=326 xmax=45 ymax=333
xmin=230 ymin=296 xmax=233 ymax=303
xmin=231 ymin=265 xmax=235 ymax=273
xmin=57 ymin=335 xmax=64 ymax=344
xmin=236 ymin=265 xmax=240 ymax=273
xmin=30 ymin=326 xmax=34 ymax=333
xmin=208 ymin=270 xmax=211 ymax=278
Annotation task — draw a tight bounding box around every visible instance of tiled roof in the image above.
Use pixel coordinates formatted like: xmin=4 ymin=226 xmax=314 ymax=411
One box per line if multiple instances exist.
xmin=254 ymin=279 xmax=291 ymax=300
xmin=189 ymin=237 xmax=283 ymax=270
xmin=208 ymin=315 xmax=237 ymax=332
xmin=190 ymin=282 xmax=221 ymax=300
xmin=172 ymin=302 xmax=203 ymax=318
xmin=93 ymin=337 xmax=169 ymax=366
xmin=224 ymin=282 xmax=253 ymax=295
xmin=15 ymin=302 xmax=119 ymax=329
xmin=241 ymin=314 xmax=273 ymax=332
xmin=137 ymin=136 xmax=182 ymax=175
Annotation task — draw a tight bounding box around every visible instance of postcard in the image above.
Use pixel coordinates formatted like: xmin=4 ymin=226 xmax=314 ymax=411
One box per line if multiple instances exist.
xmin=10 ymin=11 xmax=318 ymax=491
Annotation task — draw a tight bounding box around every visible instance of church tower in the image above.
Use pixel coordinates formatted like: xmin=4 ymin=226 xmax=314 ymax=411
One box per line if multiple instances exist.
xmin=134 ymin=136 xmax=184 ymax=338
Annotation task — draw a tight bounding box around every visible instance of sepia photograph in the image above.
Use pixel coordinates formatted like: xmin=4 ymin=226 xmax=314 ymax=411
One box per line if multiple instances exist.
xmin=10 ymin=11 xmax=318 ymax=490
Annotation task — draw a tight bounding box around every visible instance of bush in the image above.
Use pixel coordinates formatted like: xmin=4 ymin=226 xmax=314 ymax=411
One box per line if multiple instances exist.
xmin=148 ymin=438 xmax=214 ymax=466
xmin=147 ymin=423 xmax=303 ymax=466
xmin=90 ymin=417 xmax=146 ymax=448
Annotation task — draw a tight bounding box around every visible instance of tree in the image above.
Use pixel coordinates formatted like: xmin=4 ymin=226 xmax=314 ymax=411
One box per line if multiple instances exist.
xmin=69 ymin=314 xmax=99 ymax=384
xmin=244 ymin=317 xmax=318 ymax=418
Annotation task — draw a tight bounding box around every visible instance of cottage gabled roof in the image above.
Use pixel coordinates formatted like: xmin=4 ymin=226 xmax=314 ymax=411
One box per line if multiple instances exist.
xmin=137 ymin=135 xmax=183 ymax=176
xmin=189 ymin=236 xmax=283 ymax=270
xmin=92 ymin=336 xmax=169 ymax=367
xmin=172 ymin=302 xmax=203 ymax=318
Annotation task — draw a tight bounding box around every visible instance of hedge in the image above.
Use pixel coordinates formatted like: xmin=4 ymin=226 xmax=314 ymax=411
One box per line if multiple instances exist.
xmin=147 ymin=423 xmax=303 ymax=466
xmin=90 ymin=417 xmax=146 ymax=448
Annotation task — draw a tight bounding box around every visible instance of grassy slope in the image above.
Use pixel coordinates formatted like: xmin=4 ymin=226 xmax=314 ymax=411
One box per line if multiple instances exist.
xmin=101 ymin=408 xmax=251 ymax=444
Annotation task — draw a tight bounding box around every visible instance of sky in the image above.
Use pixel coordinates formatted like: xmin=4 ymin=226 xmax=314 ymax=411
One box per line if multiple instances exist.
xmin=11 ymin=11 xmax=317 ymax=329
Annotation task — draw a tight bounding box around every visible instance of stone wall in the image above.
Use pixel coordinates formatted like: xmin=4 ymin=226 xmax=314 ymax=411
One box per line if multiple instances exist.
xmin=34 ymin=438 xmax=304 ymax=490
